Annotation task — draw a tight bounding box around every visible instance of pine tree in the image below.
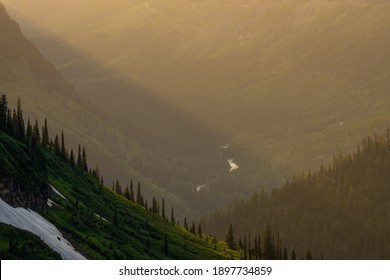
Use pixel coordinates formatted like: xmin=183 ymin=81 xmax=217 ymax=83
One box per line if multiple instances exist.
xmin=61 ymin=131 xmax=67 ymax=160
xmin=115 ymin=179 xmax=123 ymax=195
xmin=190 ymin=221 xmax=196 ymax=234
xmin=42 ymin=118 xmax=49 ymax=147
xmin=76 ymin=145 xmax=82 ymax=169
xmin=198 ymin=223 xmax=203 ymax=238
xmin=16 ymin=98 xmax=25 ymax=141
xmin=161 ymin=198 xmax=166 ymax=220
xmin=170 ymin=207 xmax=175 ymax=225
xmin=82 ymin=147 xmax=88 ymax=171
xmin=184 ymin=217 xmax=188 ymax=231
xmin=0 ymin=94 xmax=8 ymax=132
xmin=225 ymin=223 xmax=236 ymax=250
xmin=54 ymin=134 xmax=60 ymax=155
xmin=136 ymin=182 xmax=143 ymax=206
xmin=69 ymin=149 xmax=75 ymax=168
xmin=124 ymin=186 xmax=131 ymax=200
xmin=130 ymin=180 xmax=135 ymax=201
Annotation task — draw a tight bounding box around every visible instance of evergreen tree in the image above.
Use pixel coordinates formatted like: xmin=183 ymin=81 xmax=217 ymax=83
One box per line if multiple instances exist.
xmin=61 ymin=131 xmax=67 ymax=160
xmin=225 ymin=223 xmax=236 ymax=250
xmin=115 ymin=179 xmax=123 ymax=195
xmin=42 ymin=118 xmax=49 ymax=147
xmin=16 ymin=98 xmax=25 ymax=141
xmin=161 ymin=198 xmax=166 ymax=220
xmin=198 ymin=223 xmax=203 ymax=238
xmin=124 ymin=186 xmax=131 ymax=200
xmin=54 ymin=134 xmax=60 ymax=155
xmin=184 ymin=217 xmax=188 ymax=231
xmin=170 ymin=207 xmax=175 ymax=225
xmin=69 ymin=149 xmax=75 ymax=168
xmin=76 ymin=145 xmax=82 ymax=169
xmin=190 ymin=221 xmax=196 ymax=234
xmin=6 ymin=109 xmax=12 ymax=135
xmin=82 ymin=147 xmax=88 ymax=171
xmin=129 ymin=180 xmax=135 ymax=201
xmin=136 ymin=182 xmax=143 ymax=206
xmin=0 ymin=94 xmax=8 ymax=132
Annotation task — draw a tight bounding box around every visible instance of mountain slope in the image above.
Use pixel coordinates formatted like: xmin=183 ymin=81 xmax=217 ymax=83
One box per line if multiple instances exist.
xmin=0 ymin=2 xmax=277 ymax=220
xmin=0 ymin=128 xmax=239 ymax=259
xmin=0 ymin=3 xmax=226 ymax=219
xmin=3 ymin=0 xmax=390 ymax=179
xmin=203 ymin=130 xmax=390 ymax=259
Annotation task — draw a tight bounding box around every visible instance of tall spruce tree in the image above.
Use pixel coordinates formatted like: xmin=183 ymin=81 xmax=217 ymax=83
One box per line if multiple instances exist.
xmin=225 ymin=223 xmax=236 ymax=250
xmin=42 ymin=118 xmax=49 ymax=147
xmin=0 ymin=95 xmax=8 ymax=132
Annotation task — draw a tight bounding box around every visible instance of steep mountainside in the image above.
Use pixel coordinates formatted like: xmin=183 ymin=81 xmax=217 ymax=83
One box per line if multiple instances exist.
xmin=0 ymin=128 xmax=240 ymax=259
xmin=3 ymin=0 xmax=390 ymax=178
xmin=0 ymin=3 xmax=257 ymax=219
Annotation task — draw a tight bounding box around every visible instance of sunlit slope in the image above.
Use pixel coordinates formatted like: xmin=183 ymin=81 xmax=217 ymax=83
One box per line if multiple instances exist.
xmin=4 ymin=0 xmax=390 ymax=176
xmin=0 ymin=3 xmax=187 ymax=212
xmin=0 ymin=131 xmax=239 ymax=260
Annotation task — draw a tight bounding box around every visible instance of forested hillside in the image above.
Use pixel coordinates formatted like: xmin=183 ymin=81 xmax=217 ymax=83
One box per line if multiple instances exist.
xmin=204 ymin=130 xmax=390 ymax=259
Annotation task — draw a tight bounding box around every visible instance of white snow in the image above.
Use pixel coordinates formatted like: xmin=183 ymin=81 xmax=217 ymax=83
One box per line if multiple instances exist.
xmin=227 ymin=159 xmax=239 ymax=172
xmin=94 ymin=213 xmax=108 ymax=222
xmin=0 ymin=198 xmax=86 ymax=260
xmin=50 ymin=185 xmax=68 ymax=201
xmin=220 ymin=144 xmax=230 ymax=149
xmin=47 ymin=199 xmax=58 ymax=208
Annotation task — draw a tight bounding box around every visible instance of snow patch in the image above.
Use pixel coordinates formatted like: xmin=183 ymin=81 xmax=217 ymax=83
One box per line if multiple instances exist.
xmin=47 ymin=199 xmax=58 ymax=208
xmin=94 ymin=213 xmax=108 ymax=222
xmin=50 ymin=185 xmax=68 ymax=201
xmin=0 ymin=198 xmax=86 ymax=260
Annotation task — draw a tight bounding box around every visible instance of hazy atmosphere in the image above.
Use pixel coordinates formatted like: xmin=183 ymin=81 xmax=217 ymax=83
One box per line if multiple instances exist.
xmin=1 ymin=0 xmax=389 ymax=260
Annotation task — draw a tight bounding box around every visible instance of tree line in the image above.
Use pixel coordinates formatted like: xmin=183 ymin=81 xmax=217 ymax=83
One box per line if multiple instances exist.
xmin=203 ymin=129 xmax=390 ymax=259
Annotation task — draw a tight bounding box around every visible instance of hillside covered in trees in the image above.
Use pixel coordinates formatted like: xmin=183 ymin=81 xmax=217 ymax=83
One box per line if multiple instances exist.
xmin=0 ymin=95 xmax=304 ymax=259
xmin=203 ymin=130 xmax=390 ymax=259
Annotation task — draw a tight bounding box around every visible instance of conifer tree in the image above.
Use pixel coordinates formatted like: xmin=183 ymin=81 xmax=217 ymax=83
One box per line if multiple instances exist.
xmin=136 ymin=182 xmax=143 ymax=206
xmin=61 ymin=131 xmax=67 ymax=160
xmin=184 ymin=217 xmax=188 ymax=231
xmin=129 ymin=180 xmax=135 ymax=201
xmin=6 ymin=109 xmax=12 ymax=135
xmin=82 ymin=147 xmax=88 ymax=171
xmin=76 ymin=145 xmax=82 ymax=169
xmin=115 ymin=179 xmax=123 ymax=195
xmin=225 ymin=223 xmax=236 ymax=250
xmin=198 ymin=223 xmax=203 ymax=238
xmin=170 ymin=207 xmax=175 ymax=225
xmin=124 ymin=186 xmax=131 ymax=200
xmin=69 ymin=149 xmax=75 ymax=168
xmin=0 ymin=95 xmax=8 ymax=132
xmin=42 ymin=118 xmax=49 ymax=147
xmin=190 ymin=221 xmax=196 ymax=234
xmin=54 ymin=134 xmax=60 ymax=155
xmin=16 ymin=98 xmax=25 ymax=141
xmin=161 ymin=198 xmax=166 ymax=220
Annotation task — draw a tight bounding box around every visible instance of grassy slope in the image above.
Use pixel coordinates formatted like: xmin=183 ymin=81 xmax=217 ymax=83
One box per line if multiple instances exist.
xmin=0 ymin=131 xmax=239 ymax=259
xmin=44 ymin=147 xmax=239 ymax=260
